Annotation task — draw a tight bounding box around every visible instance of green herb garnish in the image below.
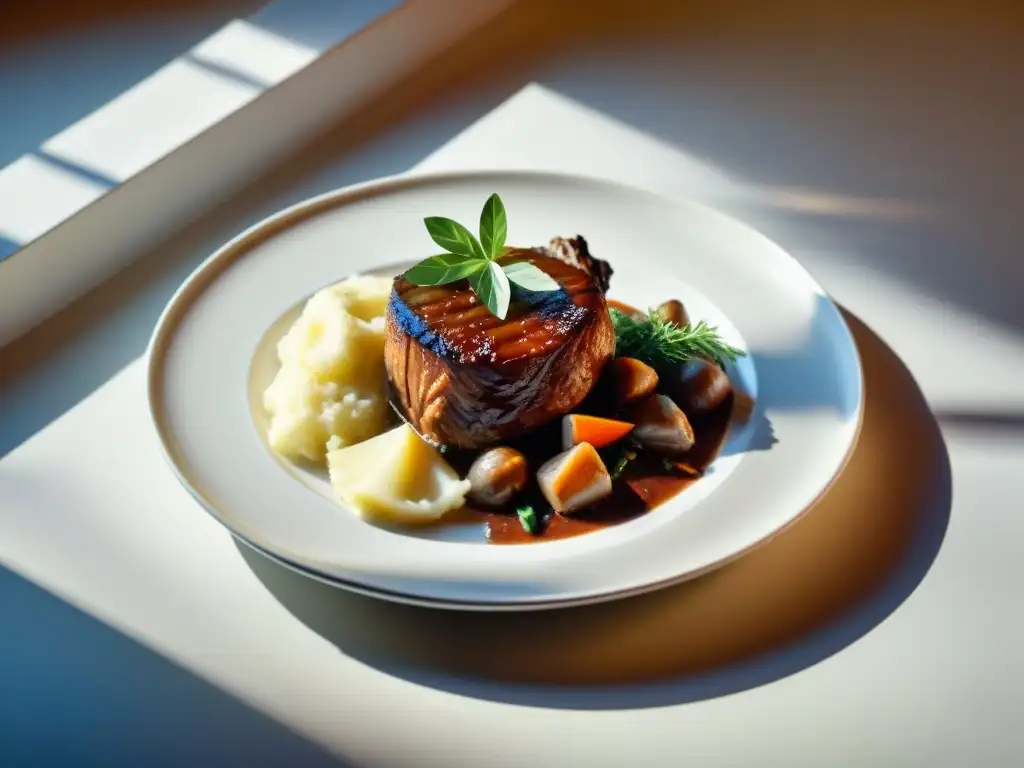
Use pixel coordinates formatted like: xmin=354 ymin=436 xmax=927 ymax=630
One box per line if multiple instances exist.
xmin=600 ymin=439 xmax=639 ymax=481
xmin=469 ymin=261 xmax=510 ymax=322
xmin=609 ymin=308 xmax=745 ymax=368
xmin=610 ymin=448 xmax=637 ymax=480
xmin=502 ymin=260 xmax=560 ymax=292
xmin=404 ymin=193 xmax=559 ymax=319
xmin=517 ymin=504 xmax=539 ymax=535
xmin=479 ymin=192 xmax=507 ymax=257
xmin=403 ymin=253 xmax=483 ymax=285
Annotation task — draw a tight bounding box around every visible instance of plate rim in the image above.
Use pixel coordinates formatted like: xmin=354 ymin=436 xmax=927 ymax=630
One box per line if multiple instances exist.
xmin=146 ymin=168 xmax=865 ymax=610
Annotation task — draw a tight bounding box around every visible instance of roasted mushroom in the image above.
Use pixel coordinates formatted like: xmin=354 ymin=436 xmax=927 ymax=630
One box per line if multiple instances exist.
xmin=606 ymin=356 xmax=659 ymax=406
xmin=665 ymin=359 xmax=732 ymax=414
xmin=466 ymin=447 xmax=528 ymax=507
xmin=628 ymin=394 xmax=695 ymax=455
xmin=656 ymin=299 xmax=689 ymax=327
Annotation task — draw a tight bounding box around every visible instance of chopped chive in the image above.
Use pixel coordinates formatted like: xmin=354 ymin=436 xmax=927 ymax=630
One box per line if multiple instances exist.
xmin=517 ymin=504 xmax=539 ymax=535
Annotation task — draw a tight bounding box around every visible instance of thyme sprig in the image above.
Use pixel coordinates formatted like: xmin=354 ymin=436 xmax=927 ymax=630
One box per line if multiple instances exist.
xmin=609 ymin=308 xmax=745 ymax=369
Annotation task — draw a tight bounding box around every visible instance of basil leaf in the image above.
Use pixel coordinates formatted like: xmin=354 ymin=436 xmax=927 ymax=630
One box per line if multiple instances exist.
xmin=502 ymin=260 xmax=559 ymax=292
xmin=424 ymin=216 xmax=486 ymax=260
xmin=403 ymin=253 xmax=484 ymax=286
xmin=469 ymin=261 xmax=511 ymax=319
xmin=479 ymin=193 xmax=507 ymax=259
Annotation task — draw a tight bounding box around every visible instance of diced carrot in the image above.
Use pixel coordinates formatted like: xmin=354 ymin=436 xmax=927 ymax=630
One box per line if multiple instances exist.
xmin=562 ymin=413 xmax=634 ymax=450
xmin=538 ymin=443 xmax=613 ymax=514
xmin=550 ymin=443 xmax=603 ymax=500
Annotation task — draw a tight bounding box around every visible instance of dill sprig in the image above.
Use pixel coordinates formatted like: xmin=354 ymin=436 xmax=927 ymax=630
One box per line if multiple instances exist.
xmin=609 ymin=308 xmax=745 ymax=369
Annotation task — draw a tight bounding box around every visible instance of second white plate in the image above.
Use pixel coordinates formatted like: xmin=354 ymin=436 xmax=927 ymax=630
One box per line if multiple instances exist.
xmin=147 ymin=171 xmax=863 ymax=610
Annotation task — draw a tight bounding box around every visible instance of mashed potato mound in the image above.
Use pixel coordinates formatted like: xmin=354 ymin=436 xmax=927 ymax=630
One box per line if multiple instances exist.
xmin=263 ymin=275 xmax=393 ymax=463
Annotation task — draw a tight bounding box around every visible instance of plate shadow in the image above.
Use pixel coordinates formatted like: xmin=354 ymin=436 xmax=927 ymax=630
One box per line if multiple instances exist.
xmin=237 ymin=307 xmax=951 ymax=709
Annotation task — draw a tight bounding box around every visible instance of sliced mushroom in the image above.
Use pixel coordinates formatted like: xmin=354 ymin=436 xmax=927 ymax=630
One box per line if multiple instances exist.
xmin=607 ymin=357 xmax=659 ymax=406
xmin=665 ymin=359 xmax=732 ymax=414
xmin=466 ymin=446 xmax=528 ymax=507
xmin=628 ymin=394 xmax=695 ymax=455
xmin=656 ymin=299 xmax=689 ymax=327
xmin=537 ymin=442 xmax=612 ymax=515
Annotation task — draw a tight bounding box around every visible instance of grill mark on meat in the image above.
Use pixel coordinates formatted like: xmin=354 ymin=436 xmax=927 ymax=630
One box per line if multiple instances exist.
xmin=441 ymin=304 xmax=491 ymax=327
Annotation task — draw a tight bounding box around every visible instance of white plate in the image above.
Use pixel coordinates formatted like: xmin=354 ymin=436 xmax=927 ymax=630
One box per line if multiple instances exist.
xmin=148 ymin=171 xmax=863 ymax=610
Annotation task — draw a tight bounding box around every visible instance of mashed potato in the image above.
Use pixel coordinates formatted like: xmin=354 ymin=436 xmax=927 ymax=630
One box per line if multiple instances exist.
xmin=263 ymin=275 xmax=393 ymax=463
xmin=327 ymin=424 xmax=471 ymax=523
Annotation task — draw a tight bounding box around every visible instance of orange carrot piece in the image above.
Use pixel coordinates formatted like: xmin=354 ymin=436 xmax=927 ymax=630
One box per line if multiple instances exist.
xmin=551 ymin=443 xmax=603 ymax=500
xmin=562 ymin=413 xmax=634 ymax=450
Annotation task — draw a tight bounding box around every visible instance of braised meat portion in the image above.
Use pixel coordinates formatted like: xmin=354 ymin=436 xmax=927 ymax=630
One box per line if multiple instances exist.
xmin=385 ymin=237 xmax=614 ymax=448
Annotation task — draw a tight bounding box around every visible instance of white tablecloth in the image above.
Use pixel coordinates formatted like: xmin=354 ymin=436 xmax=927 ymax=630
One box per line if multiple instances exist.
xmin=3 ymin=4 xmax=1022 ymax=765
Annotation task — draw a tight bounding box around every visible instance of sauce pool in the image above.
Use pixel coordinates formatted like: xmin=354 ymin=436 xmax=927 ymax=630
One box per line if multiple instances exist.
xmin=462 ymin=393 xmax=733 ymax=544
xmin=438 ymin=296 xmax=735 ymax=544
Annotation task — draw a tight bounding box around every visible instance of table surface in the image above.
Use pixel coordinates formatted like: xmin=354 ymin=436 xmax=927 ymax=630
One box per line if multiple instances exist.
xmin=2 ymin=2 xmax=1023 ymax=765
